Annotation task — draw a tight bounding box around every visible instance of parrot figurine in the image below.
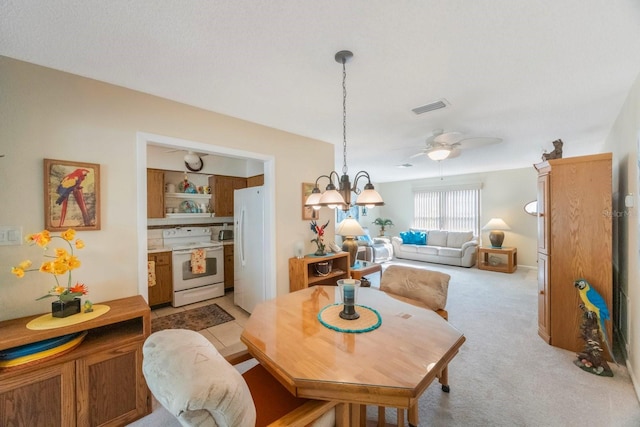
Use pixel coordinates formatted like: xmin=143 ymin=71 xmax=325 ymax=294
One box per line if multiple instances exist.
xmin=574 ymin=278 xmax=618 ymax=365
xmin=55 ymin=168 xmax=91 ymax=227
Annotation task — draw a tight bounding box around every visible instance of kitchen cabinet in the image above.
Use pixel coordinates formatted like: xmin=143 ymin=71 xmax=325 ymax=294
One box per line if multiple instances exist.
xmin=146 ymin=169 xmax=165 ymax=218
xmin=288 ymin=252 xmax=350 ymax=292
xmin=209 ymin=175 xmax=247 ymax=217
xmin=0 ymin=296 xmax=151 ymax=426
xmin=246 ymin=174 xmax=264 ymax=187
xmin=148 ymin=251 xmax=173 ymax=307
xmin=223 ymin=244 xmax=234 ymax=290
xmin=534 ymin=153 xmax=612 ymax=357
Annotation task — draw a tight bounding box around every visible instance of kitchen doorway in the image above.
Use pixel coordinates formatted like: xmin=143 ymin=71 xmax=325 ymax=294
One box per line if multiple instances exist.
xmin=135 ymin=132 xmax=276 ymax=304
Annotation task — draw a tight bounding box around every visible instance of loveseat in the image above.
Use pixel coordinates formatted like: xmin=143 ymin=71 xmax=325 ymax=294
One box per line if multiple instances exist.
xmin=391 ymin=229 xmax=478 ymax=267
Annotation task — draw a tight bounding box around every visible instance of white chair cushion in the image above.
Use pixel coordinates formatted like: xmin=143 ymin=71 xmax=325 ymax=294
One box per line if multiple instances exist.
xmin=380 ymin=265 xmax=450 ymax=311
xmin=142 ymin=329 xmax=256 ymax=427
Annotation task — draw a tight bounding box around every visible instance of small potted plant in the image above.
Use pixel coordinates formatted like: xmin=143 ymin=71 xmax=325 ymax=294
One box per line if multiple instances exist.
xmin=11 ymin=228 xmax=89 ymax=317
xmin=373 ymin=218 xmax=394 ymax=236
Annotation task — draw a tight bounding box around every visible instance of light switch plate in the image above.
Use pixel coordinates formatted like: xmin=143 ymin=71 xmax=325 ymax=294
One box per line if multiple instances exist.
xmin=0 ymin=226 xmax=23 ymax=246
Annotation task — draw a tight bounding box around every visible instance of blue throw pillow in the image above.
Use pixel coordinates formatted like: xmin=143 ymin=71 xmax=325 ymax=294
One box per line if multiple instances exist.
xmin=358 ymin=234 xmax=373 ymax=244
xmin=399 ymin=231 xmax=412 ymax=244
xmin=414 ymin=231 xmax=427 ymax=245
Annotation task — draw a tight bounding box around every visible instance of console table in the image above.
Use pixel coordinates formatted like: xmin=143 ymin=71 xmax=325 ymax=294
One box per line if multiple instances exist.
xmin=0 ymin=295 xmax=151 ymax=426
xmin=477 ymin=246 xmax=517 ymax=273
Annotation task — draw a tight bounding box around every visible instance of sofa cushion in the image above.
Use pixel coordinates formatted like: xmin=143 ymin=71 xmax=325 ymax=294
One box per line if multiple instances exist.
xmin=398 ymin=243 xmax=418 ymax=253
xmin=417 ymin=245 xmax=439 ymax=255
xmin=380 ymin=265 xmax=450 ymax=311
xmin=399 ymin=230 xmax=426 ymax=245
xmin=446 ymin=231 xmax=474 ymax=248
xmin=427 ymin=230 xmax=448 ymax=247
xmin=439 ymin=247 xmax=462 ymax=258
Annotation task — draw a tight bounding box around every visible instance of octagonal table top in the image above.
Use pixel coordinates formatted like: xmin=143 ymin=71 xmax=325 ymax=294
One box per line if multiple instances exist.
xmin=241 ymin=285 xmax=465 ymax=408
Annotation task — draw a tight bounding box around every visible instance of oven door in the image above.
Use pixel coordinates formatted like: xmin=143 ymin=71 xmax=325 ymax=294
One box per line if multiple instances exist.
xmin=172 ymin=246 xmax=224 ymax=292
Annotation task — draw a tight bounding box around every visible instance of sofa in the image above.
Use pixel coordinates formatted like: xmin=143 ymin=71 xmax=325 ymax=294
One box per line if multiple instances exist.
xmin=391 ymin=229 xmax=478 ymax=267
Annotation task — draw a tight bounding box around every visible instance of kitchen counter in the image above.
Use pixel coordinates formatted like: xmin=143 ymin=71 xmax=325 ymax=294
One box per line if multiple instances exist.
xmin=148 ymin=247 xmax=171 ymax=254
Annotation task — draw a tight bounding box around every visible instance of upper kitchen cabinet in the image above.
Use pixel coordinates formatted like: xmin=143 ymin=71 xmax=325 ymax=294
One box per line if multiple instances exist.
xmin=247 ymin=174 xmax=264 ymax=187
xmin=147 ymin=169 xmax=165 ymax=218
xmin=210 ymin=175 xmax=247 ymax=217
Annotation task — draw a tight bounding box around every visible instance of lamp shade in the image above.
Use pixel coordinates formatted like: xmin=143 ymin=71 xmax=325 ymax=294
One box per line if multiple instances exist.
xmin=304 ymin=190 xmax=323 ymax=207
xmin=482 ymin=218 xmax=511 ymax=231
xmin=336 ymin=217 xmax=365 ymax=237
xmin=482 ymin=218 xmax=511 ymax=248
xmin=319 ymin=189 xmax=347 ymax=208
xmin=356 ymin=187 xmax=384 ymax=207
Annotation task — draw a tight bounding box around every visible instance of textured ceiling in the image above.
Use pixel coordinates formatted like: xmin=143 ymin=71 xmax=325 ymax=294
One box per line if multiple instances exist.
xmin=2 ymin=1 xmax=640 ymax=182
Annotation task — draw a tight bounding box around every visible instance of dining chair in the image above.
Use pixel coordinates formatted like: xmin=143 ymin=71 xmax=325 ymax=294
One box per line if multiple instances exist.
xmin=142 ymin=329 xmax=339 ymax=427
xmin=377 ymin=265 xmax=453 ymax=427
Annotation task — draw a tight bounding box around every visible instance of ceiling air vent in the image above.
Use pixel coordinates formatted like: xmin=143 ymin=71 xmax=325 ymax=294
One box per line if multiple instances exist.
xmin=411 ymin=98 xmax=449 ymax=115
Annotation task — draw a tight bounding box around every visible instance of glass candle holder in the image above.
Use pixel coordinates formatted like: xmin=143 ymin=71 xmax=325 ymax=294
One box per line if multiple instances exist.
xmin=337 ymin=279 xmax=361 ymax=320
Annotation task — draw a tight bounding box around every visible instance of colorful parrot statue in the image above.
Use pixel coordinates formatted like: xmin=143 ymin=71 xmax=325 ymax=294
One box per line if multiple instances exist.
xmin=574 ymin=278 xmax=618 ymax=365
xmin=55 ymin=168 xmax=91 ymax=227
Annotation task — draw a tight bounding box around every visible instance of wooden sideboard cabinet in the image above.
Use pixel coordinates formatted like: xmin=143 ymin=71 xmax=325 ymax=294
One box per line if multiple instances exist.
xmin=288 ymin=252 xmax=350 ymax=292
xmin=148 ymin=251 xmax=173 ymax=307
xmin=0 ymin=295 xmax=151 ymax=426
xmin=534 ymin=153 xmax=612 ymax=357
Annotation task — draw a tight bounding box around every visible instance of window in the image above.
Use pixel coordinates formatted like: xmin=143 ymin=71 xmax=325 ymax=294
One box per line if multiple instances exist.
xmin=413 ymin=185 xmax=481 ymax=235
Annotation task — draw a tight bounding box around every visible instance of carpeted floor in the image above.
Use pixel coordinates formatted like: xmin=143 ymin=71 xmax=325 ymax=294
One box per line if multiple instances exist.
xmin=131 ymin=260 xmax=640 ymax=426
xmin=151 ymin=304 xmax=234 ymax=333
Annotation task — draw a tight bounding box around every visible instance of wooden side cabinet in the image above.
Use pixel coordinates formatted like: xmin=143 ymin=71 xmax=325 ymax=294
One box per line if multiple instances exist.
xmin=224 ymin=244 xmax=234 ymax=290
xmin=146 ymin=169 xmax=165 ymax=218
xmin=148 ymin=251 xmax=173 ymax=307
xmin=534 ymin=153 xmax=612 ymax=356
xmin=289 ymin=252 xmax=350 ymax=292
xmin=0 ymin=296 xmax=151 ymax=427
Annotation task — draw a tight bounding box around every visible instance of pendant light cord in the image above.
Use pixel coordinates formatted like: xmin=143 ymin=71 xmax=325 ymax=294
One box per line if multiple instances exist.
xmin=342 ymin=57 xmax=348 ymax=176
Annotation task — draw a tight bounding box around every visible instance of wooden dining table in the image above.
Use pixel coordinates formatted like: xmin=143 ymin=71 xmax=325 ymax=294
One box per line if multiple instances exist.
xmin=240 ymin=285 xmax=466 ymax=426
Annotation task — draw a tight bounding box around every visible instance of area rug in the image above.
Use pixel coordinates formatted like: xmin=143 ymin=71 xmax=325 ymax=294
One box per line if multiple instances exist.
xmin=151 ymin=304 xmax=235 ymax=333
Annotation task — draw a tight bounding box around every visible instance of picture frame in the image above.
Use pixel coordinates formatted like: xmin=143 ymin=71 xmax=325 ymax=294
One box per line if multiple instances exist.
xmin=44 ymin=159 xmax=101 ymax=231
xmin=302 ymin=182 xmax=319 ymax=220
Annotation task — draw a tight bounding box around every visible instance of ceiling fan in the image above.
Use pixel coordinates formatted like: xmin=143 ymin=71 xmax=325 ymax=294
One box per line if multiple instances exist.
xmin=164 ymin=149 xmax=208 ymax=172
xmin=411 ymin=129 xmax=503 ymax=161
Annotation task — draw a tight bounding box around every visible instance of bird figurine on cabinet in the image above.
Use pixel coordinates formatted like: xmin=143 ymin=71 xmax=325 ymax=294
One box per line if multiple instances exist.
xmin=573 ymin=278 xmax=617 ymax=376
xmin=541 ymin=139 xmax=563 ymax=161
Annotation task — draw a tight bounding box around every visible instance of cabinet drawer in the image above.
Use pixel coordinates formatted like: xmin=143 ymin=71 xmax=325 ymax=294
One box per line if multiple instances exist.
xmin=152 ymin=252 xmax=171 ymax=266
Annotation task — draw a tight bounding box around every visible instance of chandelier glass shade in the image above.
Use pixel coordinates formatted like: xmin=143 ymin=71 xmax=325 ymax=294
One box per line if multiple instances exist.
xmin=305 ymin=50 xmax=384 ymax=211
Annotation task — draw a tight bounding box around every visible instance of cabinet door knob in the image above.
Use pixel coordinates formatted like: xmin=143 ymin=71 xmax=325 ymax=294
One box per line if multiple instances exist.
xmin=539 ymin=290 xmax=544 ymax=295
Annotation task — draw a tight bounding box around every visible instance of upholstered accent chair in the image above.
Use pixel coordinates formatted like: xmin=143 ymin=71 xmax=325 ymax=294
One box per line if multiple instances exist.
xmin=142 ymin=329 xmax=338 ymax=427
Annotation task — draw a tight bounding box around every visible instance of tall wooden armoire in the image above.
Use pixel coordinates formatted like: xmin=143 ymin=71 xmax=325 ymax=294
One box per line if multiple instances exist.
xmin=534 ymin=153 xmax=612 ymax=355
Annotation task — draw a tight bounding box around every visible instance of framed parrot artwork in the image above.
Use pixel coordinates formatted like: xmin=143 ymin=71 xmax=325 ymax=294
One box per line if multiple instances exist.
xmin=302 ymin=182 xmax=319 ymax=220
xmin=44 ymin=159 xmax=101 ymax=231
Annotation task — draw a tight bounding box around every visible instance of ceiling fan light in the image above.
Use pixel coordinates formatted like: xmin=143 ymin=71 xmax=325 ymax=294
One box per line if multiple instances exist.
xmin=427 ymin=148 xmax=452 ymax=161
xmin=184 ymin=151 xmax=200 ymax=164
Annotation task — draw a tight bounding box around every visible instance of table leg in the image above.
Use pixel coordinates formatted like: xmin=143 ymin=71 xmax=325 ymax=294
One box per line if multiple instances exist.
xmin=335 ymin=402 xmax=349 ymax=427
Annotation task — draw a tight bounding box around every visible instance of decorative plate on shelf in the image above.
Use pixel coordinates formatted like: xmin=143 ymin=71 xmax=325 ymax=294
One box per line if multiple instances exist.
xmin=179 ymin=200 xmax=198 ymax=213
xmin=178 ymin=180 xmax=198 ymax=193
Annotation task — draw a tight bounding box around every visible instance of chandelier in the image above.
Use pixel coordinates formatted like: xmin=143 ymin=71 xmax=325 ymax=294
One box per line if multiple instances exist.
xmin=305 ymin=50 xmax=384 ymax=211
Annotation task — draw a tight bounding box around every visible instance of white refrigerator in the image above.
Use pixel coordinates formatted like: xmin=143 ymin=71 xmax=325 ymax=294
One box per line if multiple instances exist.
xmin=234 ymin=186 xmax=266 ymax=313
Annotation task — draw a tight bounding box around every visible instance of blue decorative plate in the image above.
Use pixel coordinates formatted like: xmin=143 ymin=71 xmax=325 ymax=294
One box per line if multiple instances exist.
xmin=179 ymin=200 xmax=198 ymax=213
xmin=0 ymin=332 xmax=83 ymax=361
xmin=178 ymin=180 xmax=197 ymax=193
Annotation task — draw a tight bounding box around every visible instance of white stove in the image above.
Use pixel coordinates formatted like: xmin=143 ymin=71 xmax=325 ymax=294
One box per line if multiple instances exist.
xmin=162 ymin=227 xmax=224 ymax=307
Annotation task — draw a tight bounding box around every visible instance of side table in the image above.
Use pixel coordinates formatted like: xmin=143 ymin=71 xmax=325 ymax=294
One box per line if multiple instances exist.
xmin=477 ymin=247 xmax=517 ymax=273
xmin=350 ymin=261 xmax=382 ymax=287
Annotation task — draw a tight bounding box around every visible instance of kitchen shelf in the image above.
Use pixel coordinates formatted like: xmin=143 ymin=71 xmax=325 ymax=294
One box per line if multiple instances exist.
xmin=166 ymin=213 xmax=215 ymax=218
xmin=165 ymin=192 xmax=212 ymax=200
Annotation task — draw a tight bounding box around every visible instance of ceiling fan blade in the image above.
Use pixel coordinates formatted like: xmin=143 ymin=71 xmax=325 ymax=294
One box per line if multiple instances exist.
xmin=410 ymin=151 xmax=427 ymax=159
xmin=433 ymin=131 xmax=463 ymax=145
xmin=458 ymin=137 xmax=503 ymax=150
xmin=447 ymin=148 xmax=462 ymax=159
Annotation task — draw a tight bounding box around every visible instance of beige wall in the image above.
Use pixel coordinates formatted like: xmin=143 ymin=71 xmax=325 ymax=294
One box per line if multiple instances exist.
xmin=0 ymin=56 xmax=335 ymax=321
xmin=605 ymin=70 xmax=640 ymax=399
xmin=367 ymin=167 xmax=538 ymax=267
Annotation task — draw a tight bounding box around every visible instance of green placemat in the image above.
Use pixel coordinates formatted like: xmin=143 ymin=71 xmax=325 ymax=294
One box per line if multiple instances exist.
xmin=318 ymin=303 xmax=382 ymax=333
